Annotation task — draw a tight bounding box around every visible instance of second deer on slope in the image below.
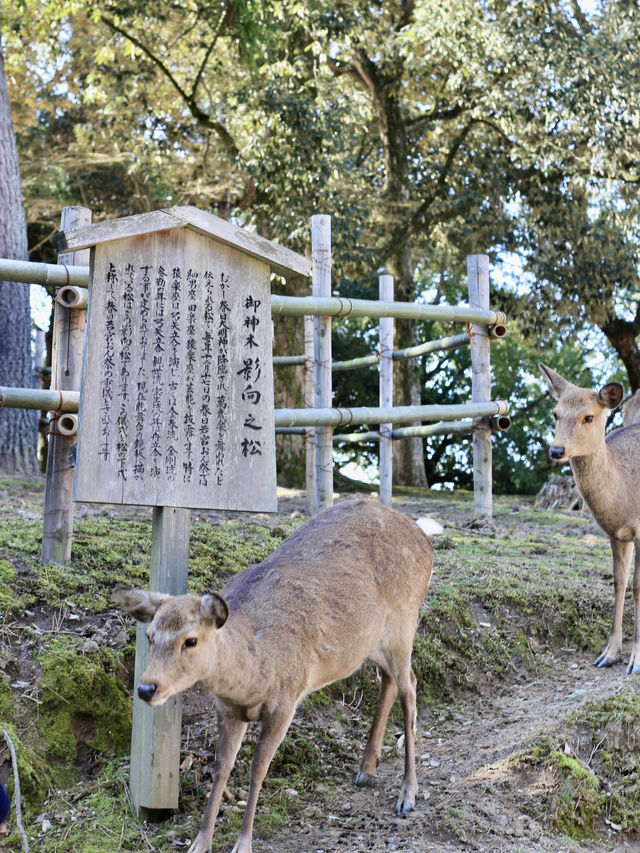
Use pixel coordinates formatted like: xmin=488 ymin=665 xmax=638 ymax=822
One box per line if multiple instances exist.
xmin=540 ymin=363 xmax=640 ymax=675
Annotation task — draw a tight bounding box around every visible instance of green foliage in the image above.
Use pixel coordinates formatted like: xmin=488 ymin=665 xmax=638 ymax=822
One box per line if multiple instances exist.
xmin=37 ymin=637 xmax=132 ymax=764
xmin=7 ymin=1 xmax=640 ymax=488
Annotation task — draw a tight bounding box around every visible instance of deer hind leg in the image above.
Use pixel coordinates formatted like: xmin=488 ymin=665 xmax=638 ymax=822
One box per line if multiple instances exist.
xmin=393 ymin=664 xmax=418 ymax=814
xmin=627 ymin=543 xmax=640 ymax=675
xmin=595 ymin=538 xmax=632 ymax=668
xmin=356 ymin=669 xmax=398 ymax=787
xmin=376 ymin=638 xmax=419 ymax=814
xmin=188 ymin=714 xmax=248 ymax=853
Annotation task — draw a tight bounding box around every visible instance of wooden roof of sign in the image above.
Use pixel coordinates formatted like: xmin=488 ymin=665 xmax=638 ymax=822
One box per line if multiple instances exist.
xmin=53 ymin=205 xmax=311 ymax=279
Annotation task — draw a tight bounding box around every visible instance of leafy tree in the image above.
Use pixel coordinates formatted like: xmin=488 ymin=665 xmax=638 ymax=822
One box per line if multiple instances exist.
xmin=7 ymin=0 xmax=640 ymax=492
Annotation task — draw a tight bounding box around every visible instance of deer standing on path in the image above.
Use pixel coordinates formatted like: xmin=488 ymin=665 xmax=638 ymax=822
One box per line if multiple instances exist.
xmin=115 ymin=498 xmax=435 ymax=853
xmin=540 ymin=363 xmax=640 ymax=674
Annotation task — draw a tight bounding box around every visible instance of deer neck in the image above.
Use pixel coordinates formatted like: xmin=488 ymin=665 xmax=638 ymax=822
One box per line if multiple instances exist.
xmin=200 ymin=617 xmax=272 ymax=707
xmin=569 ymin=440 xmax=612 ymax=506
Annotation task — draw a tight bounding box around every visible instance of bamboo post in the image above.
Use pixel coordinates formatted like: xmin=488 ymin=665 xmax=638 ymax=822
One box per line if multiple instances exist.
xmin=304 ymin=314 xmax=317 ymax=514
xmin=311 ymin=215 xmax=332 ymax=510
xmin=41 ymin=206 xmax=91 ymax=563
xmin=379 ymin=274 xmax=393 ymax=505
xmin=467 ymin=254 xmax=493 ymax=519
xmin=130 ymin=507 xmax=190 ymax=816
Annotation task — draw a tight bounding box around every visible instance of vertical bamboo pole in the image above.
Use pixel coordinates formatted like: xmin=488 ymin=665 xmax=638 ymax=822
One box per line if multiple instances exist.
xmin=41 ymin=206 xmax=91 ymax=563
xmin=304 ymin=314 xmax=317 ymax=515
xmin=379 ymin=274 xmax=394 ymax=506
xmin=467 ymin=254 xmax=492 ymax=519
xmin=130 ymin=506 xmax=190 ymax=816
xmin=312 ymin=215 xmax=333 ymax=510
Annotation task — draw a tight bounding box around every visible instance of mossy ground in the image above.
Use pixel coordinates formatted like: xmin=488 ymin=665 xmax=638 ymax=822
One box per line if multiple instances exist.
xmin=0 ymin=476 xmax=636 ymax=851
xmin=513 ymin=695 xmax=640 ymax=841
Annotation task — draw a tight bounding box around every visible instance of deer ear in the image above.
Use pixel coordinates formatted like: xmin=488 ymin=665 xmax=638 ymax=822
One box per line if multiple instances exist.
xmin=113 ymin=587 xmax=168 ymax=622
xmin=598 ymin=382 xmax=624 ymax=411
xmin=539 ymin=363 xmax=570 ymax=401
xmin=200 ymin=593 xmax=229 ymax=629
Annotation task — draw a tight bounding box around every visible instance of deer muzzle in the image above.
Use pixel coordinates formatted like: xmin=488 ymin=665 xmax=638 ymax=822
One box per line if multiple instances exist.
xmin=137 ymin=682 xmax=158 ymax=703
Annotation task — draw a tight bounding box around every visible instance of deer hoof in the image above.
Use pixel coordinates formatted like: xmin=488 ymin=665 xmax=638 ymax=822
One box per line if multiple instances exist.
xmin=355 ymin=770 xmax=375 ymax=787
xmin=395 ymin=796 xmax=415 ymax=815
xmin=187 ymin=835 xmax=212 ymax=853
xmin=626 ymin=661 xmax=640 ymax=675
xmin=594 ymin=651 xmax=620 ymax=668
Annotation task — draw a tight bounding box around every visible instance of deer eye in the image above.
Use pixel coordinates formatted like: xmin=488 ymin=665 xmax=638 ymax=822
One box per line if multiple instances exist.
xmin=553 ymin=411 xmax=559 ymax=421
xmin=183 ymin=637 xmax=198 ymax=649
xmin=583 ymin=415 xmax=594 ymax=424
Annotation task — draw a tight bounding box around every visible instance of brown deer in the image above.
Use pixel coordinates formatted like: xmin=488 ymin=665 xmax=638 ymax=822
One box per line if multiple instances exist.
xmin=623 ymin=389 xmax=640 ymax=426
xmin=114 ymin=498 xmax=435 ymax=853
xmin=540 ymin=363 xmax=640 ymax=675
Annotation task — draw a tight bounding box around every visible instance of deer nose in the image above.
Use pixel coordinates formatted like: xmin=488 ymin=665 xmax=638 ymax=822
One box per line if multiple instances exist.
xmin=549 ymin=446 xmax=565 ymax=460
xmin=137 ymin=682 xmax=158 ymax=703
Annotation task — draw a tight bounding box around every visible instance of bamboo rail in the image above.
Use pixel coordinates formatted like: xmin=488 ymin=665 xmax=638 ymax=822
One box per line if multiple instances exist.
xmin=3 ymin=256 xmax=506 ymax=328
xmin=271 ymin=293 xmax=505 ymax=324
xmin=0 ymin=387 xmax=80 ymax=412
xmin=0 ymin=258 xmax=90 ymax=287
xmin=279 ymin=415 xmax=512 ymax=442
xmin=274 ymin=400 xmax=509 ymax=428
xmin=273 ymin=331 xmax=474 ymax=370
xmin=0 ymin=386 xmax=508 ymax=427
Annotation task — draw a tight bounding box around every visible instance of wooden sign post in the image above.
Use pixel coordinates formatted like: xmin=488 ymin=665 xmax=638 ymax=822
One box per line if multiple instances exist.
xmin=55 ymin=206 xmax=310 ymax=815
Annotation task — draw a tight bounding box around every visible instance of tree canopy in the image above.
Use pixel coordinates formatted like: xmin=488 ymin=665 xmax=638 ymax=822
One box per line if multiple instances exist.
xmin=4 ymin=0 xmax=640 ymax=492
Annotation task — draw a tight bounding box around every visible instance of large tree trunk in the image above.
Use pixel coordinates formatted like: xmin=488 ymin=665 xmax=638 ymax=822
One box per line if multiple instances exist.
xmin=387 ymin=242 xmax=428 ymax=487
xmin=374 ymin=84 xmax=428 ymax=487
xmin=0 ymin=47 xmax=38 ymax=475
xmin=600 ymin=317 xmax=640 ymax=393
xmin=338 ymin=39 xmax=428 ymax=488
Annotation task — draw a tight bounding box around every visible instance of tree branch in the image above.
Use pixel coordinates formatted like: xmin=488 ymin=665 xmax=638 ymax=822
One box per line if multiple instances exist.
xmin=380 ymin=119 xmax=477 ymax=259
xmin=100 ymin=14 xmax=240 ymax=158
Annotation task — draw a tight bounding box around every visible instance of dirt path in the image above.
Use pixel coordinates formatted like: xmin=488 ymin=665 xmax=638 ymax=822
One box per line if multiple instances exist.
xmin=260 ymin=648 xmax=637 ymax=853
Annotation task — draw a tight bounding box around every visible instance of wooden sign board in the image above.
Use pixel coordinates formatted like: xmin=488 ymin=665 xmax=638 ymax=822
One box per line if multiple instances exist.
xmin=74 ymin=227 xmax=277 ymax=511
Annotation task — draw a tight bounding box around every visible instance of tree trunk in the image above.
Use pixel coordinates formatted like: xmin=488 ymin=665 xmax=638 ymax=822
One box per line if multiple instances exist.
xmin=599 ymin=317 xmax=640 ymax=393
xmin=388 ymin=243 xmax=428 ymax=487
xmin=378 ymin=92 xmax=428 ymax=488
xmin=0 ymin=47 xmax=38 ymax=475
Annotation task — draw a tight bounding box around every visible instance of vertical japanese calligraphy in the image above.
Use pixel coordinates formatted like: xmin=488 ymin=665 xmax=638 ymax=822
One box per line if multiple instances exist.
xmin=100 ymin=262 xmax=118 ymax=461
xmin=116 ymin=263 xmax=134 ymax=480
xmin=215 ymin=273 xmax=230 ymax=486
xmin=239 ymin=294 xmax=264 ymax=460
xmin=183 ymin=269 xmax=198 ymax=484
xmin=76 ymin=229 xmax=277 ymax=511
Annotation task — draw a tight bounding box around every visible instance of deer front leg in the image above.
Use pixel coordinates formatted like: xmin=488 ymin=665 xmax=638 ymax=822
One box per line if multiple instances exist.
xmin=627 ymin=544 xmax=640 ymax=675
xmin=230 ymin=707 xmax=296 ymax=853
xmin=188 ymin=714 xmax=248 ymax=853
xmin=595 ymin=538 xmax=632 ymax=668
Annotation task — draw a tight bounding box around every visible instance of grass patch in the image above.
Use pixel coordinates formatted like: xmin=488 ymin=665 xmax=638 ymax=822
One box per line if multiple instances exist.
xmin=514 ymin=695 xmax=640 ymax=840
